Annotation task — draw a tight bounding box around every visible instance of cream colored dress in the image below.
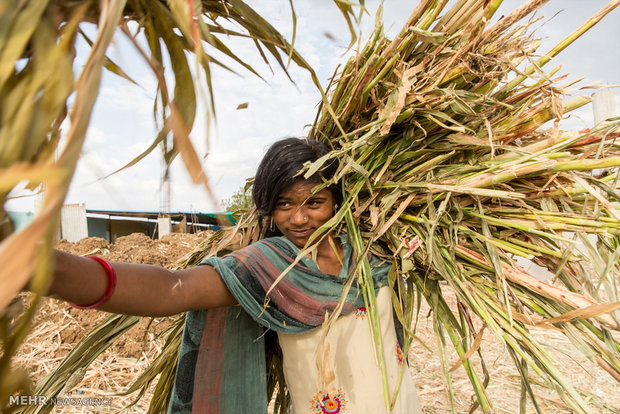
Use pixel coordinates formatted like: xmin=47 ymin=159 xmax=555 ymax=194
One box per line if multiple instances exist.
xmin=278 ymin=286 xmax=422 ymax=414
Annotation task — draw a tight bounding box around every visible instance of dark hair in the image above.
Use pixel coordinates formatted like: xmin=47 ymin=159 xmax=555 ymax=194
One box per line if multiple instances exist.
xmin=253 ymin=137 xmax=340 ymax=237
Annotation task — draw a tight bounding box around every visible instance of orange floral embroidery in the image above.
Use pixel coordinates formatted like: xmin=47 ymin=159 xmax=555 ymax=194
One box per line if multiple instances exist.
xmin=310 ymin=389 xmax=347 ymax=413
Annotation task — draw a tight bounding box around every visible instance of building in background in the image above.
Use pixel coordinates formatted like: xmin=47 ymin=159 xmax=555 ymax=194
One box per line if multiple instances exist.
xmin=86 ymin=208 xmax=236 ymax=242
xmin=5 ymin=204 xmax=236 ymax=243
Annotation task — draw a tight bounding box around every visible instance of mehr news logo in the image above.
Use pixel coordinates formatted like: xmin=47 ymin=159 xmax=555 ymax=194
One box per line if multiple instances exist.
xmin=10 ymin=395 xmax=113 ymax=407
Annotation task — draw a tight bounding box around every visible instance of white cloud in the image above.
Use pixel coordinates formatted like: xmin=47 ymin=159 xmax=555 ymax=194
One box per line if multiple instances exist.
xmin=85 ymin=126 xmax=107 ymax=145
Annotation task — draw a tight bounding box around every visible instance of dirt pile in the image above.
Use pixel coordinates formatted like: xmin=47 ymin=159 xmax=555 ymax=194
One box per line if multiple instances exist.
xmin=55 ymin=232 xmax=207 ymax=266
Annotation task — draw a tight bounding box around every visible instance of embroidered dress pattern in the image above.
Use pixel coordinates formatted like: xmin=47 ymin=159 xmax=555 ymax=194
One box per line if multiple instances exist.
xmin=310 ymin=389 xmax=348 ymax=413
xmin=396 ymin=343 xmax=404 ymax=364
xmin=354 ymin=307 xmax=367 ymax=320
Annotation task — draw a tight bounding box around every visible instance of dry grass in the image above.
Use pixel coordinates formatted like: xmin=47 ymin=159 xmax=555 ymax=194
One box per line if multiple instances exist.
xmin=409 ymin=286 xmax=620 ymax=413
xmin=14 ymin=296 xmax=166 ymax=412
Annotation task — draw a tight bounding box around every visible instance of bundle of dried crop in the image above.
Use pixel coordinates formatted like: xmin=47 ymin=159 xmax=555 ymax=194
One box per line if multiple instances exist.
xmin=304 ymin=1 xmax=620 ymax=412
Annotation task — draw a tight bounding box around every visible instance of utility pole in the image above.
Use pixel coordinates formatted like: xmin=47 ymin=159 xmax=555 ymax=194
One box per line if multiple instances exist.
xmin=158 ymin=157 xmax=171 ymax=239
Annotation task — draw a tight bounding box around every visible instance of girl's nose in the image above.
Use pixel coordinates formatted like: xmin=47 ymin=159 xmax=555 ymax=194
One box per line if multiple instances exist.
xmin=290 ymin=208 xmax=308 ymax=225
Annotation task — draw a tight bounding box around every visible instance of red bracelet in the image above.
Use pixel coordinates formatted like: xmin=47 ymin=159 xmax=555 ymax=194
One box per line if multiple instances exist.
xmin=71 ymin=256 xmax=117 ymax=309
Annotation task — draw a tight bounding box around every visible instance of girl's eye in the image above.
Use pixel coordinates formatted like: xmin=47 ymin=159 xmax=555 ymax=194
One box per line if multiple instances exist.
xmin=307 ymin=199 xmax=323 ymax=208
xmin=276 ymin=201 xmax=291 ymax=209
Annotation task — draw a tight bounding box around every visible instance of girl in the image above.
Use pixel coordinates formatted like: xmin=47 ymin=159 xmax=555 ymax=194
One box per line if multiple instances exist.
xmin=48 ymin=138 xmax=421 ymax=413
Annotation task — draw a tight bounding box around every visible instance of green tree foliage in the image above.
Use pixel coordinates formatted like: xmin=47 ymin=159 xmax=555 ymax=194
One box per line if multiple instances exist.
xmin=222 ymin=183 xmax=254 ymax=212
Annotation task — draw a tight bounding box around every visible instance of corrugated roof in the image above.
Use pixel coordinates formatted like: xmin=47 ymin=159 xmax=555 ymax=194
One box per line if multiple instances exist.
xmin=86 ymin=209 xmax=238 ymax=226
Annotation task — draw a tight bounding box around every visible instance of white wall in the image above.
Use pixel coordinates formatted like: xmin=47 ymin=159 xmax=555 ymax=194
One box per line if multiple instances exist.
xmin=60 ymin=204 xmax=88 ymax=242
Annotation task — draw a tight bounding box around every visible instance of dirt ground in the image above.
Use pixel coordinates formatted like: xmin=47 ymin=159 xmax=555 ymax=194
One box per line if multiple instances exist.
xmin=13 ymin=233 xmax=620 ymax=413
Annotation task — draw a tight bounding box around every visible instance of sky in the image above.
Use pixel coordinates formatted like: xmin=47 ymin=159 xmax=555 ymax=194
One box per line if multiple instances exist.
xmin=6 ymin=0 xmax=620 ymax=214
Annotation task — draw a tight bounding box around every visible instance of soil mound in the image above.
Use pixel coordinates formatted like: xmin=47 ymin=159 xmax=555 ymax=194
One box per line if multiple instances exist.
xmin=55 ymin=231 xmax=209 ymax=266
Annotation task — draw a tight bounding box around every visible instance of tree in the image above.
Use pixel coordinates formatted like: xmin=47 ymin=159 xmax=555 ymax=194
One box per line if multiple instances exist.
xmin=222 ymin=183 xmax=254 ymax=212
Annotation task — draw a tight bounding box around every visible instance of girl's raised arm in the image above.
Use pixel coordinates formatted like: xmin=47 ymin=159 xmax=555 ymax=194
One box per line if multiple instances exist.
xmin=48 ymin=250 xmax=237 ymax=316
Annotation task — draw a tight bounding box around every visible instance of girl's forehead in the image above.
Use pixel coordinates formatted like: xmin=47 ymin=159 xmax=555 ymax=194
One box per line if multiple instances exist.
xmin=278 ymin=180 xmax=329 ymax=199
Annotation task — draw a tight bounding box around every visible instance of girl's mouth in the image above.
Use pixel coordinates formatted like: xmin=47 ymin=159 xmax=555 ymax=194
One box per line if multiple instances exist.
xmin=290 ymin=229 xmax=312 ymax=238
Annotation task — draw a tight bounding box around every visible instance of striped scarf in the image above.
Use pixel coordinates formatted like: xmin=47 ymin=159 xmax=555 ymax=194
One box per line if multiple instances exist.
xmin=168 ymin=235 xmax=390 ymax=413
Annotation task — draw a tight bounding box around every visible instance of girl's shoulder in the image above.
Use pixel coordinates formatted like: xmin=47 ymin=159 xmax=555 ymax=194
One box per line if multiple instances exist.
xmin=251 ymin=236 xmax=292 ymax=250
xmin=236 ymin=236 xmax=297 ymax=258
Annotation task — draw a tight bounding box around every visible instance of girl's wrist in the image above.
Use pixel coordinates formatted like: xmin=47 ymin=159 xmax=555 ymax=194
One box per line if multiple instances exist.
xmin=70 ymin=256 xmax=117 ymax=309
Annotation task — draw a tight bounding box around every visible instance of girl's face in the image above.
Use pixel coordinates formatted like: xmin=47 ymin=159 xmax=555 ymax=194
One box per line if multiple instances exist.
xmin=272 ymin=180 xmax=335 ymax=248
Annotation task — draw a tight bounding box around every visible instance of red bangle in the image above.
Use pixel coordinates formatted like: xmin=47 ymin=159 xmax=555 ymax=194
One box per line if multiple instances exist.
xmin=71 ymin=256 xmax=117 ymax=309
